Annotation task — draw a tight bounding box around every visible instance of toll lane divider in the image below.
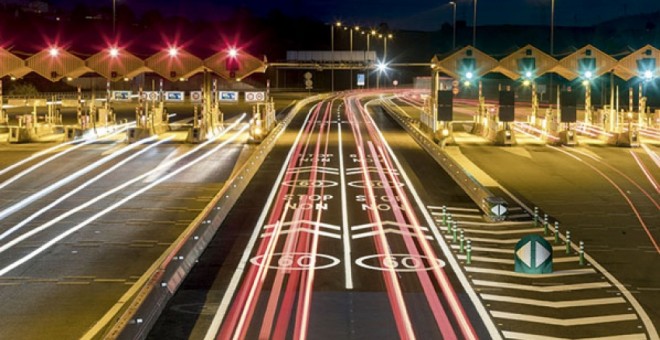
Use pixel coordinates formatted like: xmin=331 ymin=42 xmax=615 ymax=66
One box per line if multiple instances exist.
xmin=83 ymin=94 xmax=328 ymax=340
xmin=378 ymin=99 xmax=501 ymax=220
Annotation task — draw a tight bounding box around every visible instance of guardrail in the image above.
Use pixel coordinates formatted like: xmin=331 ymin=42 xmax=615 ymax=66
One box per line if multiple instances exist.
xmin=82 ymin=94 xmax=327 ymax=340
xmin=378 ymin=98 xmax=506 ymax=221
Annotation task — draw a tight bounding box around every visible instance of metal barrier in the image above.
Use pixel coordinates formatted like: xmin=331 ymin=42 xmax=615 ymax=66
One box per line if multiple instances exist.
xmin=379 ymin=99 xmax=507 ymax=221
xmin=82 ymin=94 xmax=327 ymax=340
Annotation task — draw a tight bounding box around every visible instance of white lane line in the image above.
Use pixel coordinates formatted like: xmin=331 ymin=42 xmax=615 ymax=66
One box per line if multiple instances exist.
xmin=432 ymin=212 xmax=483 ymax=219
xmin=472 ymin=280 xmax=611 ymax=292
xmin=480 ymin=294 xmax=625 ymax=308
xmin=491 ymin=311 xmax=638 ymax=326
xmin=204 ymin=105 xmax=316 ymax=340
xmin=456 ymin=255 xmax=513 ymax=265
xmin=502 ymin=331 xmax=647 ymax=340
xmin=449 ymin=220 xmax=533 ymax=227
xmin=261 ymin=228 xmax=341 ymax=239
xmin=338 ymin=121 xmax=353 ymax=289
xmin=262 ymin=220 xmax=340 ymax=230
xmin=443 ymin=227 xmax=542 ymax=235
xmin=466 ymin=266 xmax=596 ymax=278
xmin=351 ymin=228 xmax=434 ymax=240
xmin=0 ymin=124 xmax=248 ymax=277
xmin=351 ymin=220 xmax=428 ymax=232
xmin=461 ymin=236 xmax=554 ymax=244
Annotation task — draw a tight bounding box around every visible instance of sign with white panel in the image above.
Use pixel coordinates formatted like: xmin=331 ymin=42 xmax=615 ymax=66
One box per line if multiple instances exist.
xmin=165 ymin=91 xmax=184 ymax=102
xmin=245 ymin=91 xmax=265 ymax=102
xmin=112 ymin=91 xmax=132 ymax=101
xmin=190 ymin=91 xmax=202 ymax=102
xmin=219 ymin=91 xmax=239 ymax=102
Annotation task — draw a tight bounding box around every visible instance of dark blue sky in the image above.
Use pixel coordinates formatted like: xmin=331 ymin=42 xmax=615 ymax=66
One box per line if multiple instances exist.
xmin=53 ymin=0 xmax=660 ymax=31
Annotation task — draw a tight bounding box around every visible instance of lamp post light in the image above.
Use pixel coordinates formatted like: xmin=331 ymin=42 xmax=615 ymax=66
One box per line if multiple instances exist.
xmin=472 ymin=0 xmax=477 ymax=47
xmin=449 ymin=1 xmax=457 ymax=49
xmin=383 ymin=33 xmax=393 ymax=62
xmin=331 ymin=21 xmax=341 ymax=92
xmin=350 ymin=25 xmax=360 ymax=90
xmin=112 ymin=0 xmax=116 ymax=35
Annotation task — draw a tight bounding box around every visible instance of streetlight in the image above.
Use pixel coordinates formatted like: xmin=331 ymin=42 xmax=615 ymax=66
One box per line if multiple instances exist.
xmin=472 ymin=0 xmax=477 ymax=47
xmin=449 ymin=1 xmax=457 ymax=49
xmin=550 ymin=0 xmax=555 ymax=56
xmin=350 ymin=25 xmax=360 ymax=90
xmin=331 ymin=21 xmax=341 ymax=92
xmin=383 ymin=33 xmax=393 ymax=62
xmin=112 ymin=0 xmax=116 ymax=35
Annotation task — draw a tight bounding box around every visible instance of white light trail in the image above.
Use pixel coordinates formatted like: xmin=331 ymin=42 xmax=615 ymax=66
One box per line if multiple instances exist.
xmin=0 ymin=136 xmax=168 ymax=242
xmin=0 ymin=122 xmax=134 ymax=190
xmin=0 ymin=122 xmax=248 ymax=276
xmin=0 ymin=137 xmax=155 ymax=222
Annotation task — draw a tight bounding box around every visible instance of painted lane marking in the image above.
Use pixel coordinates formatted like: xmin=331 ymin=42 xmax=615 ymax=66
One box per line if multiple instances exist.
xmin=472 ymin=280 xmax=611 ymax=292
xmin=431 ymin=212 xmax=483 ymax=219
xmin=287 ymin=166 xmax=339 ymax=175
xmin=480 ymin=294 xmax=625 ymax=308
xmin=352 ymin=228 xmax=434 ymax=240
xmin=460 ymin=236 xmax=554 ymax=244
xmin=351 ymin=220 xmax=429 ymax=232
xmin=440 ymin=227 xmax=544 ymax=235
xmin=262 ymin=220 xmax=340 ymax=230
xmin=444 ymin=220 xmax=533 ymax=227
xmin=338 ymin=121 xmax=353 ymax=289
xmin=428 ymin=206 xmax=480 ymax=213
xmin=355 ymin=254 xmax=446 ymax=272
xmin=502 ymin=331 xmax=647 ymax=340
xmin=491 ymin=311 xmax=637 ymax=326
xmin=450 ymin=244 xmax=565 ymax=253
xmin=466 ymin=266 xmax=596 ymax=278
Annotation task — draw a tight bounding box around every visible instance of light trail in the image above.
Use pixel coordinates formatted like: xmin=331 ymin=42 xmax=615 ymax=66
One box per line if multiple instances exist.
xmin=0 ymin=141 xmax=75 ymax=177
xmin=358 ymin=96 xmax=474 ymax=339
xmin=0 ymin=137 xmax=155 ymax=222
xmin=0 ymin=123 xmax=248 ymax=277
xmin=641 ymin=144 xmax=660 ymax=168
xmin=338 ymin=117 xmax=353 ymax=289
xmin=365 ymin=97 xmax=501 ymax=338
xmin=629 ymin=150 xmax=659 ymax=193
xmin=0 ymin=136 xmax=170 ymax=243
xmin=345 ymin=97 xmax=417 ymax=339
xmin=216 ymin=106 xmax=321 ymax=340
xmin=0 ymin=121 xmax=134 ymax=190
xmin=0 ymin=116 xmax=245 ymax=259
xmin=550 ymin=146 xmax=660 ymax=254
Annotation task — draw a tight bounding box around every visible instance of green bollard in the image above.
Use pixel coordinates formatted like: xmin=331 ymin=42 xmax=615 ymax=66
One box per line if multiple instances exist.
xmin=554 ymin=221 xmax=560 ymax=244
xmin=459 ymin=229 xmax=465 ymax=253
xmin=452 ymin=222 xmax=458 ymax=243
xmin=543 ymin=214 xmax=549 ymax=235
xmin=565 ymin=231 xmax=571 ymax=254
xmin=442 ymin=205 xmax=447 ymax=224
xmin=533 ymin=207 xmax=539 ymax=227
xmin=466 ymin=240 xmax=472 ymax=265
xmin=446 ymin=214 xmax=452 ymax=228
xmin=579 ymin=241 xmax=585 ymax=265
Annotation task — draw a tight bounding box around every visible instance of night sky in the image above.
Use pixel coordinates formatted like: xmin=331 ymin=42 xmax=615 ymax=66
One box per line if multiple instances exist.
xmin=52 ymin=0 xmax=660 ymax=31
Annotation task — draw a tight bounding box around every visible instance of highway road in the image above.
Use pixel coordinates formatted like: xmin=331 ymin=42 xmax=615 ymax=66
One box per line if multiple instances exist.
xmin=151 ymin=91 xmax=658 ymax=339
xmin=0 ymin=116 xmax=250 ymax=338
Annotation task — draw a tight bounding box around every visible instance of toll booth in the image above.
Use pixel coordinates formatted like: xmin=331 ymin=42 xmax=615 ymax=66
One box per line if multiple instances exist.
xmin=187 ymin=75 xmax=225 ymax=143
xmin=248 ymin=99 xmax=277 ymax=143
xmin=8 ymin=98 xmax=62 ymax=143
xmin=66 ymin=87 xmax=118 ymax=141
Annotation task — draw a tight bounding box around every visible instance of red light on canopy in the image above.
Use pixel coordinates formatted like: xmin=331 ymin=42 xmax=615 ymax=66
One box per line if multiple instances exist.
xmin=109 ymin=47 xmax=119 ymax=57
xmin=168 ymin=47 xmax=178 ymax=57
xmin=228 ymin=48 xmax=238 ymax=58
xmin=49 ymin=47 xmax=59 ymax=57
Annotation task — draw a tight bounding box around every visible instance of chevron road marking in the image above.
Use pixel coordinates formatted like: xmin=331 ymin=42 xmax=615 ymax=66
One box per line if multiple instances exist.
xmin=491 ymin=311 xmax=638 ymax=326
xmin=351 ymin=220 xmax=428 ymax=232
xmin=466 ymin=266 xmax=596 ymax=278
xmin=427 ymin=205 xmax=480 ymax=213
xmin=502 ymin=331 xmax=647 ymax=340
xmin=459 ymin=254 xmax=579 ymax=265
xmin=287 ymin=166 xmax=339 ymax=175
xmin=440 ymin=227 xmax=543 ymax=235
xmin=431 ymin=212 xmax=483 ymax=219
xmin=458 ymin=236 xmax=554 ymax=244
xmin=351 ymin=228 xmax=434 ymax=240
xmin=480 ymin=294 xmax=625 ymax=308
xmin=473 ymin=280 xmax=611 ymax=292
xmin=447 ymin=220 xmax=534 ymax=227
xmin=263 ymin=220 xmax=340 ymax=230
xmin=451 ymin=244 xmax=565 ymax=253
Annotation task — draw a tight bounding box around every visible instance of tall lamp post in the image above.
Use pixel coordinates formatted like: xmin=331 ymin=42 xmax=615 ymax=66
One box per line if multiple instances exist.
xmin=550 ymin=0 xmax=555 ymax=56
xmin=350 ymin=25 xmax=360 ymax=90
xmin=472 ymin=0 xmax=477 ymax=47
xmin=331 ymin=21 xmax=341 ymax=92
xmin=112 ymin=0 xmax=116 ymax=35
xmin=449 ymin=1 xmax=457 ymax=49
